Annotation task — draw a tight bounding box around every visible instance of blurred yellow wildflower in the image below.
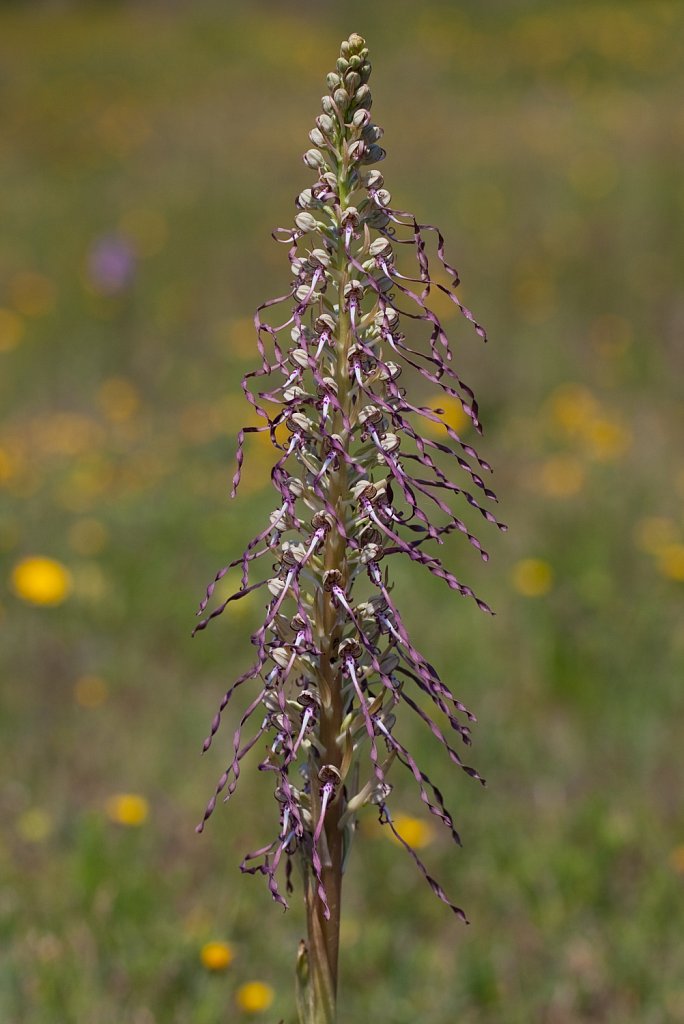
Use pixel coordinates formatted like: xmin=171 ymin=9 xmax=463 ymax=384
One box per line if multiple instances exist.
xmin=16 ymin=808 xmax=54 ymax=843
xmin=200 ymin=941 xmax=235 ymax=971
xmin=9 ymin=271 xmax=57 ymax=317
xmin=633 ymin=517 xmax=678 ymax=556
xmin=36 ymin=413 xmax=103 ymax=458
xmin=74 ymin=674 xmax=109 ymax=708
xmin=656 ymin=543 xmax=684 ymax=582
xmin=583 ymin=416 xmax=631 ymax=462
xmin=546 ymin=384 xmax=597 ymax=437
xmin=538 ymin=455 xmax=585 ymax=498
xmin=55 ymin=458 xmax=115 ymax=512
xmin=104 ymin=793 xmax=149 ymax=827
xmin=97 ymin=377 xmax=140 ymax=422
xmin=422 ymin=394 xmax=469 ymax=436
xmin=511 ymin=558 xmax=554 ymax=597
xmin=236 ymin=981 xmax=275 ymax=1014
xmin=0 ymin=308 xmax=24 ymax=352
xmin=669 ymin=845 xmax=684 ymax=874
xmin=0 ymin=445 xmax=17 ymax=484
xmin=11 ymin=556 xmax=72 ymax=606
xmin=545 ymin=384 xmax=631 ymax=461
xmin=390 ymin=813 xmax=436 ymax=850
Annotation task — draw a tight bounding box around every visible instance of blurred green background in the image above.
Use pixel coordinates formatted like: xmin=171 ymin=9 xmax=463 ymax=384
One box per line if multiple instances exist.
xmin=1 ymin=2 xmax=683 ymax=1022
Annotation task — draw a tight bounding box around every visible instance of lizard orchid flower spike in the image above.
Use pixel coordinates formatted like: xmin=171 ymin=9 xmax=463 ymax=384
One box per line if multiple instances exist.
xmin=194 ymin=32 xmax=504 ymax=1024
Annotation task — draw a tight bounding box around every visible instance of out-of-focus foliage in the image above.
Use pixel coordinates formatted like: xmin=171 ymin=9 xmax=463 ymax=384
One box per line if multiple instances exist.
xmin=1 ymin=2 xmax=683 ymax=1022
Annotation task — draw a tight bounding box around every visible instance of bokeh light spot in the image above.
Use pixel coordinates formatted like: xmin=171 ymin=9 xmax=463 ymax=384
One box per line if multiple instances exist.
xmin=0 ymin=308 xmax=25 ymax=352
xmin=104 ymin=793 xmax=149 ymax=827
xmin=11 ymin=556 xmax=72 ymax=606
xmin=511 ymin=558 xmax=554 ymax=597
xmin=200 ymin=941 xmax=235 ymax=971
xmin=74 ymin=674 xmax=109 ymax=708
xmin=235 ymin=981 xmax=275 ymax=1014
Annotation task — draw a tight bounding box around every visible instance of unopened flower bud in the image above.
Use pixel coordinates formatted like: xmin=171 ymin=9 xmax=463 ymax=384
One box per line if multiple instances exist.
xmin=283 ymin=385 xmax=307 ymax=403
xmin=354 ymin=84 xmax=372 ymax=108
xmin=269 ymin=507 xmax=289 ymax=531
xmin=378 ymin=360 xmax=401 ymax=381
xmin=290 ymin=348 xmax=309 ymax=368
xmin=315 ymin=313 xmax=336 ymax=333
xmin=288 ymin=412 xmax=314 ymax=433
xmin=361 ymin=543 xmax=384 ymax=563
xmin=326 ymin=72 xmax=341 ymax=90
xmin=309 ymin=128 xmax=327 ymax=147
xmin=351 ymin=480 xmax=378 ymax=503
xmin=303 ymin=148 xmax=325 ymax=169
xmin=344 ymin=279 xmax=366 ymax=300
xmin=297 ymin=188 xmax=315 ymax=209
xmin=347 ymin=32 xmax=365 ymax=52
xmin=358 ymin=404 xmax=383 ymax=426
xmin=333 ymin=88 xmax=350 ymax=111
xmin=336 ymin=57 xmax=350 ymax=74
xmin=321 ymin=95 xmax=336 ymax=116
xmin=362 ymin=124 xmax=384 ymax=143
xmin=287 ymin=477 xmax=304 ymax=496
xmin=367 ymin=210 xmax=390 ymax=230
xmin=362 ymin=144 xmax=385 ymax=164
xmin=352 ymin=108 xmax=371 ymax=128
xmin=316 ymin=114 xmax=335 ymax=134
xmin=379 ymin=305 xmax=399 ymax=325
xmin=369 ymin=237 xmax=392 ymax=258
xmin=295 ymin=283 xmax=320 ymax=303
xmin=348 ymin=140 xmax=366 ymax=162
xmin=365 ymin=169 xmax=384 ymax=188
xmin=344 ymin=71 xmax=361 ymax=93
xmin=271 ymin=647 xmax=292 ymax=669
xmin=308 ymin=248 xmax=331 ymax=268
xmin=295 ymin=212 xmax=318 ymax=233
xmin=379 ymin=432 xmax=400 ymax=453
xmin=267 ymin=577 xmax=287 ymax=597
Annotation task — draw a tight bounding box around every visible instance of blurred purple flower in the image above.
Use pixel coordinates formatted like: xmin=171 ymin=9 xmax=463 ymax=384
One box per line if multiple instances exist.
xmin=87 ymin=235 xmax=136 ymax=295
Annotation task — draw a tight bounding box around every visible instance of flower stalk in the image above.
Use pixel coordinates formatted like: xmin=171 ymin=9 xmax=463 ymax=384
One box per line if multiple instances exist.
xmin=194 ymin=32 xmax=504 ymax=1024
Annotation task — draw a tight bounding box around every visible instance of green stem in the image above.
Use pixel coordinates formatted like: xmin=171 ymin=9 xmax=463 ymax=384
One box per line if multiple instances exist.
xmin=298 ymin=124 xmax=353 ymax=1024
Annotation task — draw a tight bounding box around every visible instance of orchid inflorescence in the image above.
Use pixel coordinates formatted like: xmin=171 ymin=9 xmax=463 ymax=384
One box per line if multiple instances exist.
xmin=194 ymin=31 xmax=503 ymax=1018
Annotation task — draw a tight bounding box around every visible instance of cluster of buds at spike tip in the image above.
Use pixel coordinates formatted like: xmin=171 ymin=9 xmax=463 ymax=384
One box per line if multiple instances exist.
xmin=194 ymin=32 xmax=505 ymax=930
